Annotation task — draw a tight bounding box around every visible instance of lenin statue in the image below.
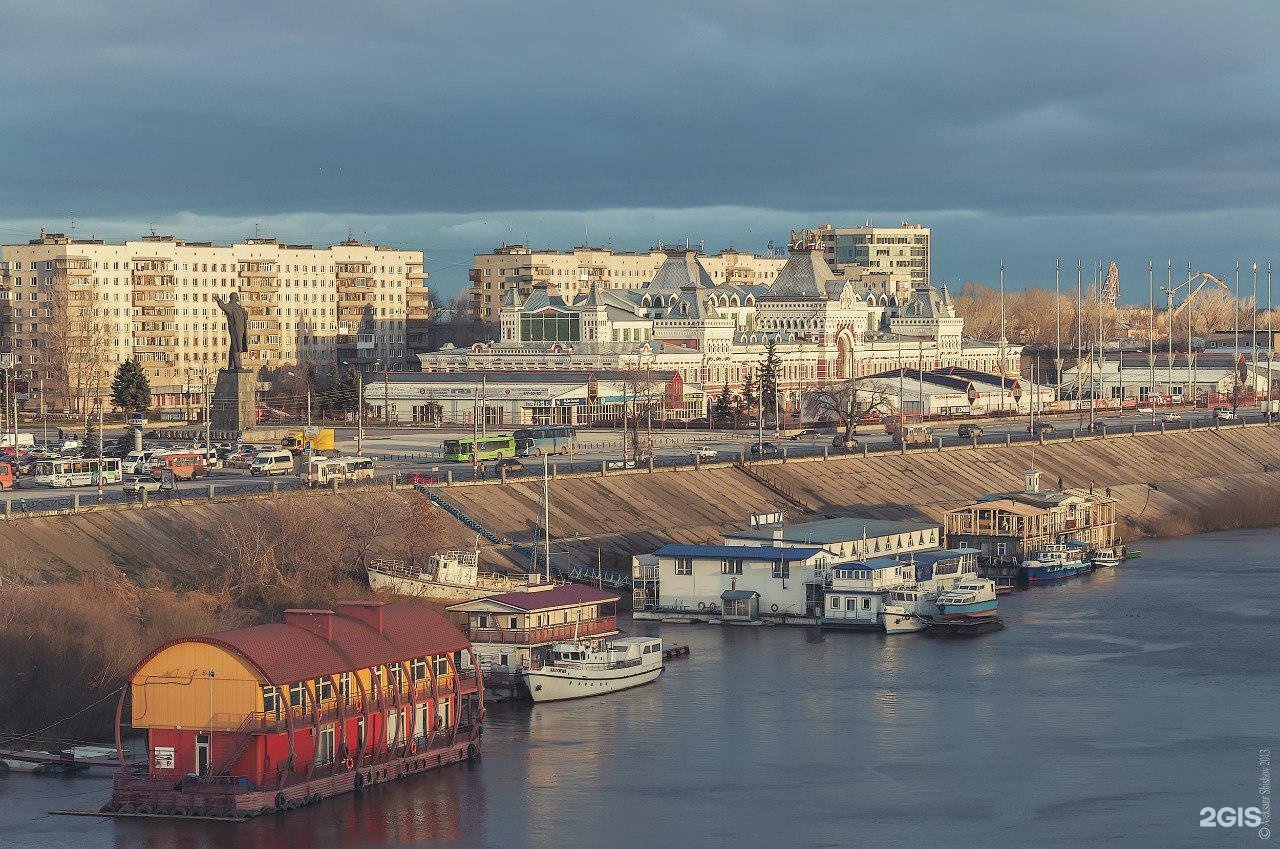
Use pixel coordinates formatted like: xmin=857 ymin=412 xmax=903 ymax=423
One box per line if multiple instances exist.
xmin=214 ymin=292 xmax=250 ymax=371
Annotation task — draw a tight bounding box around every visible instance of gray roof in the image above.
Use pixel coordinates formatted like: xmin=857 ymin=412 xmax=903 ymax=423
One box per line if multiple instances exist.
xmin=726 ymin=516 xmax=937 ymax=545
xmin=762 ymin=248 xmax=841 ymax=300
xmin=645 ymin=251 xmax=714 ymax=295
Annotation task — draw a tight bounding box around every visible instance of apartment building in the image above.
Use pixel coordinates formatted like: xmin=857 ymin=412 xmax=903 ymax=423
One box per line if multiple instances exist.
xmin=813 ymin=222 xmax=930 ymax=291
xmin=467 ymin=243 xmax=786 ymax=320
xmin=0 ymin=230 xmax=424 ymax=412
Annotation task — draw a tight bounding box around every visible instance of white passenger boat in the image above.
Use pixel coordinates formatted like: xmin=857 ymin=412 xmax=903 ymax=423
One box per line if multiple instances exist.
xmin=933 ymin=578 xmax=999 ymax=619
xmin=882 ymin=587 xmax=930 ymax=634
xmin=1090 ymin=547 xmax=1122 ymax=568
xmin=523 ymin=637 xmax=664 ymax=702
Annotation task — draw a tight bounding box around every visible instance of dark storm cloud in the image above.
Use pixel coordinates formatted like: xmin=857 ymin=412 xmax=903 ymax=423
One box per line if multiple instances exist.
xmin=1 ymin=0 xmax=1278 ymax=296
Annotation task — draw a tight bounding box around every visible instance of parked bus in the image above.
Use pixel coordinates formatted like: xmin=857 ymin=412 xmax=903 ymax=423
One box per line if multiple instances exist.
xmin=146 ymin=452 xmax=206 ymax=481
xmin=29 ymin=457 xmax=124 ymax=487
xmin=513 ymin=426 xmax=577 ymax=456
xmin=441 ymin=435 xmax=517 ymax=462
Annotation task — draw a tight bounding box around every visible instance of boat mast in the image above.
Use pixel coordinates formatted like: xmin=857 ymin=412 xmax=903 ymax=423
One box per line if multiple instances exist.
xmin=543 ymin=452 xmax=551 ymax=581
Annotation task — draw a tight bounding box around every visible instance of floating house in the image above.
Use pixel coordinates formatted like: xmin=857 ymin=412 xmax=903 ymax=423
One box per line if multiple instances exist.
xmin=943 ymin=469 xmax=1118 ymax=585
xmin=818 ymin=557 xmax=920 ymax=629
xmin=446 ymin=584 xmax=620 ymax=673
xmin=633 ymin=514 xmax=944 ymax=622
xmin=108 ymin=601 xmax=484 ymax=819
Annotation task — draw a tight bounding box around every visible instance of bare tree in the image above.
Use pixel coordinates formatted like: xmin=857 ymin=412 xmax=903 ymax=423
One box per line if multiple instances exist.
xmin=46 ymin=280 xmax=112 ymax=423
xmin=802 ymin=377 xmax=895 ymax=448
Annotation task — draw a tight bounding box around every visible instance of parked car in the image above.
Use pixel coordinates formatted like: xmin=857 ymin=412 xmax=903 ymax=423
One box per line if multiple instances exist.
xmin=1213 ymin=406 xmax=1236 ymax=421
xmin=1136 ymin=406 xmax=1155 ymax=415
xmin=123 ymin=475 xmax=163 ymax=495
xmin=1162 ymin=412 xmax=1183 ymax=423
xmin=957 ymin=423 xmax=983 ymax=438
xmin=690 ymin=446 xmax=719 ymax=460
xmin=1029 ymin=422 xmax=1056 ymax=436
xmin=249 ymin=450 xmax=295 ymax=477
xmin=747 ymin=442 xmax=781 ymax=457
xmin=789 ymin=429 xmax=822 ymax=440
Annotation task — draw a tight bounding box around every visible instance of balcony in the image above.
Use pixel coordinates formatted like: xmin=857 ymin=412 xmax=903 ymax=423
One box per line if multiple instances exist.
xmin=54 ymin=258 xmax=94 ymax=277
xmin=464 ymin=616 xmax=618 ymax=646
xmin=336 ymin=263 xmax=373 ymax=279
xmin=468 ymin=269 xmax=484 ymax=284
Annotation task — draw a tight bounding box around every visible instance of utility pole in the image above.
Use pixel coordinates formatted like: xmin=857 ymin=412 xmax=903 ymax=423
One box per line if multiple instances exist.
xmin=1148 ymin=261 xmax=1156 ymax=423
xmin=998 ymin=259 xmax=1007 ymax=414
xmin=1077 ymin=260 xmax=1084 ymax=430
xmin=542 ymin=452 xmax=551 ymax=582
xmin=1252 ymin=262 xmax=1260 ymax=412
xmin=1054 ymin=258 xmax=1062 ymax=388
xmin=39 ymin=377 xmax=47 ymax=448
xmin=471 ymin=377 xmax=479 ymax=477
xmin=356 ymin=370 xmax=364 ymax=457
xmin=203 ymin=369 xmax=211 ymax=451
xmin=1268 ymin=262 xmax=1274 ymax=420
xmin=306 ymin=389 xmax=312 ymax=428
xmin=383 ymin=361 xmax=391 ymax=428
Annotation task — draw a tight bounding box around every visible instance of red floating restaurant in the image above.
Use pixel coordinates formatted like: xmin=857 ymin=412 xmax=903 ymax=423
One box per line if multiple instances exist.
xmin=107 ymin=601 xmax=484 ymax=819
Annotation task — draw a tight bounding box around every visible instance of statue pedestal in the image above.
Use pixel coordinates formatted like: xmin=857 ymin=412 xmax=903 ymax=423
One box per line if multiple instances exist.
xmin=211 ymin=369 xmax=257 ymax=438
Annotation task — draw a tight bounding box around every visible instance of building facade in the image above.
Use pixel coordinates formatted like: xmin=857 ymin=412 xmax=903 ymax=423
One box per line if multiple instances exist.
xmin=467 ymin=243 xmax=786 ymax=320
xmin=632 ymin=514 xmax=942 ymax=619
xmin=425 ymin=236 xmax=1019 ymax=418
xmin=446 ymin=584 xmax=620 ymax=673
xmin=0 ymin=230 xmax=423 ymax=412
xmin=111 ymin=601 xmax=483 ymax=817
xmin=813 ymin=222 xmax=930 ymax=288
xmin=943 ymin=469 xmax=1118 ymax=585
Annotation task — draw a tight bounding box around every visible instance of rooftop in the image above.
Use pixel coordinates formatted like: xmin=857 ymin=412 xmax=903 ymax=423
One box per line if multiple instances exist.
xmin=726 ymin=516 xmax=937 ymax=545
xmin=654 ymin=543 xmax=825 ymax=561
xmin=451 ymin=583 xmax=619 ymax=612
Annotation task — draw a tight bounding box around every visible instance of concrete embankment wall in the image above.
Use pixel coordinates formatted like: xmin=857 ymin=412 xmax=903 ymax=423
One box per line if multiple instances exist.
xmin=2 ymin=425 xmax=1276 ymax=585
xmin=441 ymin=425 xmax=1280 ymax=571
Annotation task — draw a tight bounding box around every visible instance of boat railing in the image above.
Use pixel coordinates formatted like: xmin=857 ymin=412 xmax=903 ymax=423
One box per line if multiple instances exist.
xmin=530 ymin=656 xmax=644 ymax=672
xmin=465 ymin=616 xmax=618 ymax=645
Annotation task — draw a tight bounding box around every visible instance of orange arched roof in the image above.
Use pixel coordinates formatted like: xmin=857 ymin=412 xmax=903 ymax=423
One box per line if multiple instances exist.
xmin=134 ymin=602 xmax=471 ymax=687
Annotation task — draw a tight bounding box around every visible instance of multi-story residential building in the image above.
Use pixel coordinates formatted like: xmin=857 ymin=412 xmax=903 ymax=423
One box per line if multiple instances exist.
xmin=467 ymin=243 xmax=786 ymax=320
xmin=813 ymin=221 xmax=930 ymax=291
xmin=0 ymin=230 xmax=423 ymax=412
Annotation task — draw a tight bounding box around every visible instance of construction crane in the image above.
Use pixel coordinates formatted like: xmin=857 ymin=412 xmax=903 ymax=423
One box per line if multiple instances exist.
xmin=1164 ymin=271 xmax=1230 ymax=319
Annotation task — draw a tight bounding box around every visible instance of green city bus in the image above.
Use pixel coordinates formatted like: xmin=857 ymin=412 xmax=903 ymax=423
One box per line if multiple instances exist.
xmin=441 ymin=435 xmax=517 ymax=462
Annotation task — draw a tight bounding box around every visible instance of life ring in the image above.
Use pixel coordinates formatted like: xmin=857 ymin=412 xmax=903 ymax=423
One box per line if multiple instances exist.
xmin=343 ymin=757 xmax=355 ymax=770
xmin=771 ymin=604 xmax=779 ymax=613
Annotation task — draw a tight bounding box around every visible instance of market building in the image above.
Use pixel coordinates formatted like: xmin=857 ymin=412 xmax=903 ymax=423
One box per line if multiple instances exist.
xmin=423 ymin=232 xmax=1020 ymax=419
xmin=110 ymin=601 xmax=483 ymax=818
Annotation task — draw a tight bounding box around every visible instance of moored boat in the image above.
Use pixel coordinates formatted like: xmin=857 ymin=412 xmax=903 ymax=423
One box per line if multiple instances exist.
xmin=1090 ymin=547 xmax=1122 ymax=568
xmin=367 ymin=549 xmax=550 ymax=601
xmin=1021 ymin=542 xmax=1090 ymax=582
xmin=933 ymin=578 xmax=999 ymax=619
xmin=523 ymin=637 xmax=664 ymax=702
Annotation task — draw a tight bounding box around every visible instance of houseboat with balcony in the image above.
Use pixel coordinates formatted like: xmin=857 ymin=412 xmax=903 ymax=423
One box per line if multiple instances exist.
xmin=446 ymin=584 xmax=620 ymax=688
xmin=943 ymin=468 xmax=1117 ymax=589
xmin=105 ymin=601 xmax=484 ymax=820
xmin=818 ymin=557 xmax=918 ymax=631
xmin=524 ymin=637 xmax=664 ymax=702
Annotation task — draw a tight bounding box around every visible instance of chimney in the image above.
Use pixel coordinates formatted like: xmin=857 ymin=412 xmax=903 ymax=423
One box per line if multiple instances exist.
xmin=1024 ymin=468 xmax=1041 ymax=494
xmin=336 ymin=601 xmax=385 ymax=634
xmin=284 ymin=609 xmax=334 ymax=642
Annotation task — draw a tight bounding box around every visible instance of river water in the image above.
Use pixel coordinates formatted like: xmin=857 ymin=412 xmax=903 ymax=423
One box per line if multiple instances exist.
xmin=3 ymin=529 xmax=1275 ymax=849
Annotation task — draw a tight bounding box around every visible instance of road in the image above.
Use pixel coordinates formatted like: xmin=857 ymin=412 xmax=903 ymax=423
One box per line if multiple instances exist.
xmin=1 ymin=408 xmax=1265 ymax=510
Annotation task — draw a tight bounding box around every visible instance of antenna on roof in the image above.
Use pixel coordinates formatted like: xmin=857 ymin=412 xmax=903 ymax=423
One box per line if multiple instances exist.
xmin=149 ymin=223 xmax=157 ymax=237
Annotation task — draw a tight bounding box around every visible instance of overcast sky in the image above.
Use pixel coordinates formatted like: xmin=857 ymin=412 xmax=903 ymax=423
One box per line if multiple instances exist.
xmin=2 ymin=1 xmax=1278 ymax=301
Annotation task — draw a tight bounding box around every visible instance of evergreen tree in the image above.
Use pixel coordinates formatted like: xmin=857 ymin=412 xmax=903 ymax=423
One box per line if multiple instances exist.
xmin=741 ymin=371 xmax=757 ymax=414
xmin=110 ymin=360 xmax=151 ymax=413
xmin=714 ymin=383 xmax=733 ymax=417
xmin=759 ymin=337 xmax=781 ymax=416
xmin=83 ymin=416 xmax=99 ymax=457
